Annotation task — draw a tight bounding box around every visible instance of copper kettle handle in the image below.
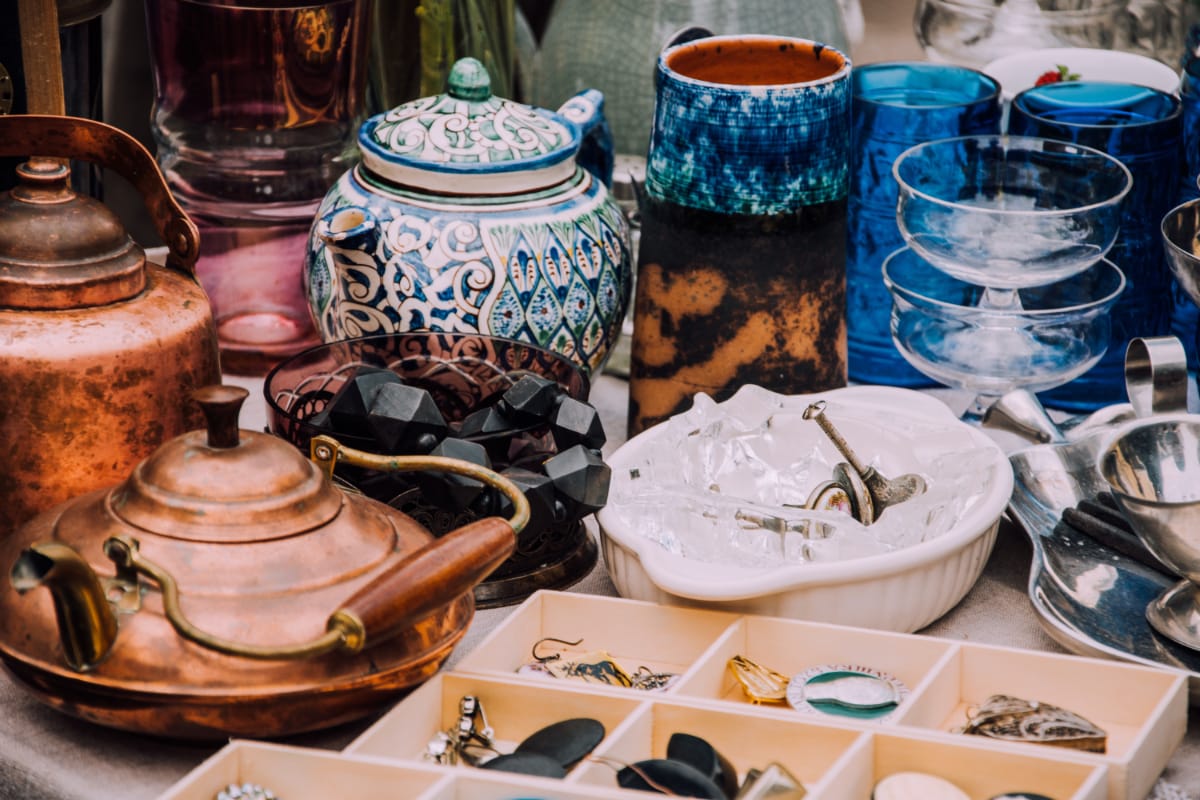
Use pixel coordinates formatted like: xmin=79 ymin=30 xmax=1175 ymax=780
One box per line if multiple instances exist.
xmin=0 ymin=114 xmax=200 ymax=278
xmin=97 ymin=441 xmax=527 ymax=661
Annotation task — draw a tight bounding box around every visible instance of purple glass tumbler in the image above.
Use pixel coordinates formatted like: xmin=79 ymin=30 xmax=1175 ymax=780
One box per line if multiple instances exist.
xmin=145 ymin=0 xmax=370 ymax=375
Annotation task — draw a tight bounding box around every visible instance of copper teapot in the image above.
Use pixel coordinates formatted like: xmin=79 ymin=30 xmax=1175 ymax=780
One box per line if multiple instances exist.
xmin=0 ymin=385 xmax=526 ymax=740
xmin=0 ymin=114 xmax=222 ymax=535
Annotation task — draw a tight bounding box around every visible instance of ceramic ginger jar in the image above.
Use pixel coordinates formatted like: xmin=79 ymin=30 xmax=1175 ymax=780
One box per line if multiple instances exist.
xmin=305 ymin=57 xmax=632 ymax=377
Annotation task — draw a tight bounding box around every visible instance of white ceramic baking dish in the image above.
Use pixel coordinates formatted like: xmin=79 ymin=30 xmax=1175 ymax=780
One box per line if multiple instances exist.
xmin=595 ymin=385 xmax=1013 ymax=633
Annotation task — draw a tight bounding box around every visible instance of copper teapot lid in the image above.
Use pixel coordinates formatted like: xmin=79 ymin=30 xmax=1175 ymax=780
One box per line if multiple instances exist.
xmin=110 ymin=385 xmax=344 ymax=542
xmin=0 ymin=157 xmax=147 ymax=310
xmin=1 ymin=0 xmax=153 ymax=310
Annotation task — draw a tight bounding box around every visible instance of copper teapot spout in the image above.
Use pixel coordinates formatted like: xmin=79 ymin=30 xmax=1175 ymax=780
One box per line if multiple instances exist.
xmin=11 ymin=542 xmax=118 ymax=672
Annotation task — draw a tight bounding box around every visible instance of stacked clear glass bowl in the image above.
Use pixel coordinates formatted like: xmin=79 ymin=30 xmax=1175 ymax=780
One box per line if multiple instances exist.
xmin=884 ymin=134 xmax=1131 ymax=421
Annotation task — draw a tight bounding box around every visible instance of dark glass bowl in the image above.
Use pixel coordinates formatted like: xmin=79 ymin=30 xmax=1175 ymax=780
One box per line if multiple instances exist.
xmin=265 ymin=332 xmax=596 ymax=606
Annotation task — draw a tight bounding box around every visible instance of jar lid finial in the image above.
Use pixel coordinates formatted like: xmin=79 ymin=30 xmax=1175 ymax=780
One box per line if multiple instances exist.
xmin=446 ymin=58 xmax=491 ymax=101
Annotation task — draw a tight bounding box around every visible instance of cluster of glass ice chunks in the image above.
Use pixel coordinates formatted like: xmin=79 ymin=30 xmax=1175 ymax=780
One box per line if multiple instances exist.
xmin=610 ymin=391 xmax=1000 ymax=568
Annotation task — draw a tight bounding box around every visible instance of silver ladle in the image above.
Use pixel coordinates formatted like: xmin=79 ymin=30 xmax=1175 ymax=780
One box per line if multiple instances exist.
xmin=803 ymin=401 xmax=927 ymax=522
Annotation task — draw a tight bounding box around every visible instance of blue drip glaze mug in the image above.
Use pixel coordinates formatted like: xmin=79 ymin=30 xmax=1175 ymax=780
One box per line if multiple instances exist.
xmin=1009 ymin=81 xmax=1182 ymax=411
xmin=847 ymin=62 xmax=1002 ymax=387
xmin=630 ymin=34 xmax=852 ymax=435
xmin=643 ymin=36 xmax=851 ymax=216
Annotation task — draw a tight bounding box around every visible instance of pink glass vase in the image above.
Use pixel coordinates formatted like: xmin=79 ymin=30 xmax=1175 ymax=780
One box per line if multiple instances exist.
xmin=145 ymin=0 xmax=370 ymax=374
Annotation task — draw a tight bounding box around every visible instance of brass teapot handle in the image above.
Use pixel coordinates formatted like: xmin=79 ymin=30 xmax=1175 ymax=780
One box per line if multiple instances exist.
xmin=307 ymin=434 xmax=532 ymax=533
xmin=0 ymin=114 xmax=201 ymax=278
xmin=98 ymin=440 xmax=528 ymax=661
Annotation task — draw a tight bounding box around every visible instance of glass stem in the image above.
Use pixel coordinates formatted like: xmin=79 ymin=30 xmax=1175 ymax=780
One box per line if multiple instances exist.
xmin=979 ymin=286 xmax=1024 ymax=311
xmin=963 ymin=393 xmax=995 ymax=423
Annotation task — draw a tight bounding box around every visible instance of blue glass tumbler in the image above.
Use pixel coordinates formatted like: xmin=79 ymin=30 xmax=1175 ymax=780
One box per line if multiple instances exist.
xmin=847 ymin=62 xmax=1002 ymax=386
xmin=1009 ymin=81 xmax=1182 ymax=412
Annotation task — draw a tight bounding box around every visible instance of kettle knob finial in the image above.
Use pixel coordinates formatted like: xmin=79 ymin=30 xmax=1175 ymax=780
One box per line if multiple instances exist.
xmin=193 ymin=385 xmax=249 ymax=449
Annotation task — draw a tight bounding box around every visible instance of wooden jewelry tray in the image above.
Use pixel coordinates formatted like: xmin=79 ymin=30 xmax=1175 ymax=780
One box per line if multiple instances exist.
xmin=160 ymin=591 xmax=1187 ymax=800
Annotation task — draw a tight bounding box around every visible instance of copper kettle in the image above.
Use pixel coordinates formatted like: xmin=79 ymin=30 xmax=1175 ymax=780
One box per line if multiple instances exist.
xmin=0 ymin=113 xmax=222 ymax=536
xmin=0 ymin=385 xmax=525 ymax=740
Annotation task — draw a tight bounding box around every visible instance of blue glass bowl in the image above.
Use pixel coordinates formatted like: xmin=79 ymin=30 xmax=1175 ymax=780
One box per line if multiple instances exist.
xmin=893 ymin=134 xmax=1131 ymax=289
xmin=883 ymin=247 xmax=1125 ymax=420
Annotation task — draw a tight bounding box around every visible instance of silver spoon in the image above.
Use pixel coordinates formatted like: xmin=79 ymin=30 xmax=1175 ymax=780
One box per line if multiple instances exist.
xmin=803 ymin=401 xmax=927 ymax=521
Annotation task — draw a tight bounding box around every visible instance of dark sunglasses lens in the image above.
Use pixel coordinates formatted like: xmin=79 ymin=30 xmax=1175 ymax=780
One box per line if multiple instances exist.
xmin=667 ymin=732 xmax=739 ymax=798
xmin=515 ymin=717 xmax=606 ymax=770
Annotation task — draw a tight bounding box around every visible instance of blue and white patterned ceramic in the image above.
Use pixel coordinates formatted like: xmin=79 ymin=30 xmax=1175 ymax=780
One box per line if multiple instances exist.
xmin=306 ymin=58 xmax=631 ymax=377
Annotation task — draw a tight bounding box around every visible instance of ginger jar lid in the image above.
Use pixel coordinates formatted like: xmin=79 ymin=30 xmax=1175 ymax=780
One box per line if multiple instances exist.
xmin=358 ymin=57 xmax=583 ymax=194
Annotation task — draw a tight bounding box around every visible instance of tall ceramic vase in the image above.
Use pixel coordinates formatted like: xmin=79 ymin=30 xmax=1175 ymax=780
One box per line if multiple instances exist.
xmin=628 ymin=34 xmax=852 ymax=436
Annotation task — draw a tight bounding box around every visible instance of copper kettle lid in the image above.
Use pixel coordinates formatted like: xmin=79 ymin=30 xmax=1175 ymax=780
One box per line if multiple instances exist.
xmin=0 ymin=157 xmax=147 ymax=310
xmin=109 ymin=385 xmax=345 ymax=543
xmin=0 ymin=1 xmax=191 ymax=310
xmin=2 ymin=0 xmax=136 ymax=310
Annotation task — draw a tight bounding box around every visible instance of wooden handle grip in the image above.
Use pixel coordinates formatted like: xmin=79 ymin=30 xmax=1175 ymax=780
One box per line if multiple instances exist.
xmin=337 ymin=517 xmax=516 ymax=651
xmin=18 ymin=0 xmax=65 ymax=116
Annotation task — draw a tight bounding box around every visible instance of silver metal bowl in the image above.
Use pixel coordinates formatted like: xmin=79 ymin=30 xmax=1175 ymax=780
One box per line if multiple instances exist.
xmin=1098 ymin=414 xmax=1200 ymax=650
xmin=1161 ymin=199 xmax=1200 ymax=312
